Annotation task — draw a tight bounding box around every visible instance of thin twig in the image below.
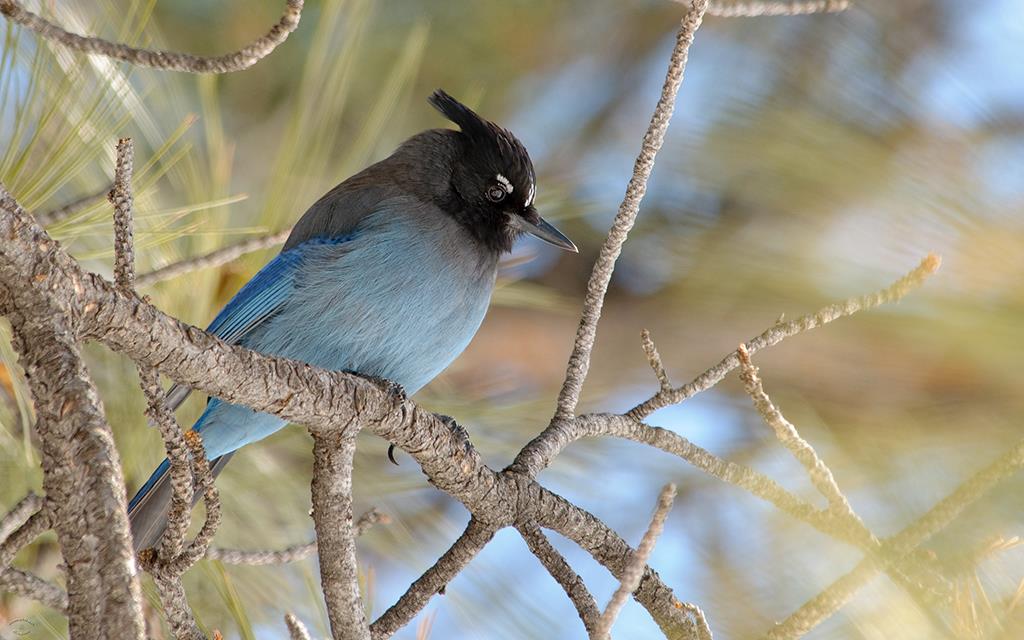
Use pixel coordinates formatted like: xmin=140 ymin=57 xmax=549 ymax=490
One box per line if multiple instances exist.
xmin=0 ymin=507 xmax=49 ymax=569
xmin=736 ymin=344 xmax=875 ymax=543
xmin=552 ymin=0 xmax=709 ymax=421
xmin=175 ymin=430 xmax=221 ymax=567
xmin=136 ymin=229 xmax=290 ymax=287
xmin=595 ymin=484 xmax=677 ymax=639
xmin=139 ymin=367 xmax=194 ymax=559
xmin=0 ymin=0 xmax=303 ymax=73
xmin=286 ymin=613 xmax=313 ymax=640
xmin=628 ymin=254 xmax=941 ymax=419
xmin=705 ymin=0 xmax=849 ymax=17
xmin=641 ymin=329 xmax=672 ymax=390
xmin=518 ymin=523 xmax=601 ymax=635
xmin=0 ymin=492 xmax=41 ymax=543
xmin=206 ymin=508 xmax=388 ymax=565
xmin=35 ymin=186 xmax=110 ymax=226
xmin=110 ymin=138 xmax=135 ymax=289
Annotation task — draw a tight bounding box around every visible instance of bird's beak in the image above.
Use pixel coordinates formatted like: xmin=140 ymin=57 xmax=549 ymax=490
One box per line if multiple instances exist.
xmin=518 ymin=213 xmax=578 ymax=253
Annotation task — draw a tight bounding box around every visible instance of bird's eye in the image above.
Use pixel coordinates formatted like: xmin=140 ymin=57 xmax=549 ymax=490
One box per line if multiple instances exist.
xmin=486 ymin=185 xmax=507 ymax=203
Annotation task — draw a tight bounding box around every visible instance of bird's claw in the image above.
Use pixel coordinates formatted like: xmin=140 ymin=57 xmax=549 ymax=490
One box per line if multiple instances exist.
xmin=346 ymin=371 xmax=407 ymax=403
xmin=437 ymin=414 xmax=474 ymax=457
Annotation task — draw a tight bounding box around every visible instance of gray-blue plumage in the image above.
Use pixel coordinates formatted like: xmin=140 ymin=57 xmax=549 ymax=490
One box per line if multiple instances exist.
xmin=128 ymin=91 xmax=576 ymax=551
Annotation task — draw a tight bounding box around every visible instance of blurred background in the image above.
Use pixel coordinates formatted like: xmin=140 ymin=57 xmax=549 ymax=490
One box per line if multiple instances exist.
xmin=2 ymin=0 xmax=1023 ymax=638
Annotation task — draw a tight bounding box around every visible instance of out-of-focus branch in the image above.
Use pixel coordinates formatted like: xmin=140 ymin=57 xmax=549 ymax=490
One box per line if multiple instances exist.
xmin=737 ymin=345 xmax=875 ymax=543
xmin=35 ymin=186 xmax=110 ymax=226
xmin=206 ymin=507 xmax=388 ymax=565
xmin=767 ymin=438 xmax=1024 ymax=639
xmin=136 ymin=229 xmax=291 ymax=287
xmin=0 ymin=0 xmax=303 ymax=73
xmin=705 ymin=0 xmax=849 ymax=17
xmin=518 ymin=523 xmax=601 ymax=635
xmin=595 ymin=484 xmax=678 ymax=640
xmin=286 ymin=613 xmax=314 ymax=640
xmin=551 ymin=0 xmax=709 ymax=422
xmin=311 ymin=430 xmax=370 ymax=640
xmin=628 ymin=254 xmax=941 ymax=420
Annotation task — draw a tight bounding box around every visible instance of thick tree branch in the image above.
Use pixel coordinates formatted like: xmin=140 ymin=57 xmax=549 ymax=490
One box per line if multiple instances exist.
xmin=3 ymin=293 xmax=144 ymax=637
xmin=0 ymin=0 xmax=303 ymax=73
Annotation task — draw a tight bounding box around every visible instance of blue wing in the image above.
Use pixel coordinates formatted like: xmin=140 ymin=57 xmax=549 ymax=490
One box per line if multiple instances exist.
xmin=205 ymin=248 xmax=303 ymax=343
xmin=162 ymin=240 xmax=330 ymax=412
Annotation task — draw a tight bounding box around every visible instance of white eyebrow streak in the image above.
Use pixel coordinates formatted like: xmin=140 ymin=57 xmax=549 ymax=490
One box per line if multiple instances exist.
xmin=526 ymin=182 xmax=536 ymax=206
xmin=495 ymin=173 xmax=513 ymax=193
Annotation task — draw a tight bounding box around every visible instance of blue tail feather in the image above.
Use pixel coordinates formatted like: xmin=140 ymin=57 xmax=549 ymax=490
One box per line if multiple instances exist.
xmin=128 ymin=458 xmax=170 ymax=513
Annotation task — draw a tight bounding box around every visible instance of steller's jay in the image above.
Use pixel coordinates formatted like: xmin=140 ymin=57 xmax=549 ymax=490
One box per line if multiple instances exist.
xmin=128 ymin=90 xmax=577 ymax=551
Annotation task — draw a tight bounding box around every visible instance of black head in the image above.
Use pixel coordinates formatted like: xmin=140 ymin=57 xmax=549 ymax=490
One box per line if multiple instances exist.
xmin=429 ymin=90 xmax=576 ymax=255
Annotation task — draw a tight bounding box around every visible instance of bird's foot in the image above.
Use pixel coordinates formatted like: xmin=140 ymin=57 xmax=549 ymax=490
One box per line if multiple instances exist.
xmin=437 ymin=413 xmax=474 ymax=457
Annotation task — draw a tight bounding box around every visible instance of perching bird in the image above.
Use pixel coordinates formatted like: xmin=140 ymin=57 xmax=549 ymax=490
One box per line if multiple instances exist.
xmin=128 ymin=90 xmax=577 ymax=551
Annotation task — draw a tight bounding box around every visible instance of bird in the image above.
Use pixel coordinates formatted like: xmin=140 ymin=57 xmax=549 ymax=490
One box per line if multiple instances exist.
xmin=128 ymin=90 xmax=577 ymax=551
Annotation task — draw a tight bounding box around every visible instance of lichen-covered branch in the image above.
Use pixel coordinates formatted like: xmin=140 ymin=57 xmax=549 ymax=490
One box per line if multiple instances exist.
xmin=286 ymin=612 xmax=314 ymax=640
xmin=0 ymin=0 xmax=303 ymax=73
xmin=370 ymin=518 xmax=495 ymax=639
xmin=110 ymin=138 xmax=135 ymax=289
xmin=0 ymin=567 xmax=68 ymax=611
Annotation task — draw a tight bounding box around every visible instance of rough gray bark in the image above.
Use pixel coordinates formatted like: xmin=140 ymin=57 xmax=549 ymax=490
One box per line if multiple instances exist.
xmin=1 ymin=211 xmax=144 ymax=637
